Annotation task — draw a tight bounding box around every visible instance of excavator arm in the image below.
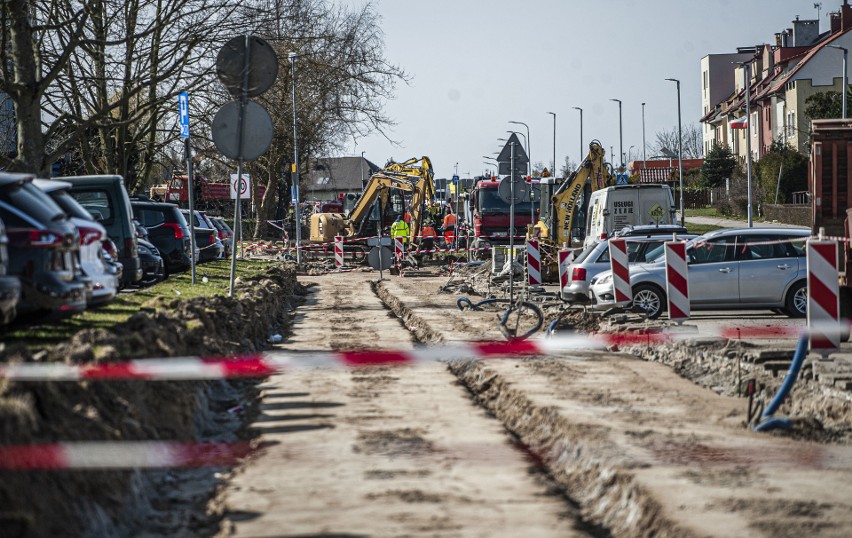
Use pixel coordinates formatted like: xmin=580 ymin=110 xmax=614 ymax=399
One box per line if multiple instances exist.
xmin=309 ymin=156 xmax=435 ymax=244
xmin=536 ymin=141 xmax=613 ymax=244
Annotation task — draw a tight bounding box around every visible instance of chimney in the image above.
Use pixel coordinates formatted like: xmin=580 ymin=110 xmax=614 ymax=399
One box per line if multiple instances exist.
xmin=792 ymin=17 xmax=819 ymax=46
xmin=844 ymin=0 xmax=852 ymax=32
xmin=831 ymin=11 xmax=841 ymax=34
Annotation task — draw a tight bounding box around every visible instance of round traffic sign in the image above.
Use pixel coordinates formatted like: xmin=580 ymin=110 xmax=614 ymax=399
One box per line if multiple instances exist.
xmin=212 ymin=100 xmax=274 ymax=161
xmin=216 ymin=36 xmax=279 ymax=97
xmin=497 ymin=176 xmax=530 ymax=204
xmin=233 ymin=177 xmax=248 ymax=195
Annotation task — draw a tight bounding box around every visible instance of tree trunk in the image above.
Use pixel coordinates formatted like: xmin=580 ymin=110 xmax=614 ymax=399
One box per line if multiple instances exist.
xmin=8 ymin=1 xmax=45 ymax=174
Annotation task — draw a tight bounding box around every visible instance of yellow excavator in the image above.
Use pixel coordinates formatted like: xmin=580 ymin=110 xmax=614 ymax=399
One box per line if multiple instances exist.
xmin=309 ymin=156 xmax=435 ymax=249
xmin=531 ymin=141 xmax=617 ymax=279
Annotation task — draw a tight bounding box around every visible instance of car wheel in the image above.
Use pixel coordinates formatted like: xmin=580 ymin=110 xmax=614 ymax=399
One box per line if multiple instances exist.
xmin=632 ymin=284 xmax=666 ymax=320
xmin=785 ymin=280 xmax=807 ymax=318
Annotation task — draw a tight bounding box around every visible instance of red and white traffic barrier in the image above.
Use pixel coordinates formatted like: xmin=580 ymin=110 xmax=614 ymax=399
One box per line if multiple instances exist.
xmin=807 ymin=238 xmax=841 ymax=353
xmin=526 ymin=239 xmax=541 ymax=286
xmin=558 ymin=248 xmax=572 ymax=290
xmin=0 ymin=441 xmax=253 ymax=470
xmin=394 ymin=237 xmax=405 ymax=260
xmin=608 ymin=238 xmax=631 ymax=303
xmin=665 ymin=240 xmax=690 ymax=323
xmin=334 ymin=235 xmax=344 ymax=268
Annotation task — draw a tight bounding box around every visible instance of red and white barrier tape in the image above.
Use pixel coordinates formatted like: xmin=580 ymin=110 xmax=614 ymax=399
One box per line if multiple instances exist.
xmin=4 ymin=323 xmax=844 ymax=383
xmin=0 ymin=441 xmax=253 ymax=470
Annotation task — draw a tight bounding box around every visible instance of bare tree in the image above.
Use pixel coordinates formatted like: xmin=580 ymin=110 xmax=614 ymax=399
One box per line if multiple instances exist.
xmin=243 ymin=0 xmax=408 ymax=238
xmin=0 ymin=0 xmax=240 ymax=180
xmin=650 ymin=123 xmax=702 ymax=159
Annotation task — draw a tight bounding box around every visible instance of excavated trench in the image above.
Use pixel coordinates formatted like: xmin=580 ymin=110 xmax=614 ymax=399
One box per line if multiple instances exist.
xmin=372 ymin=280 xmax=660 ymax=537
xmin=372 ymin=278 xmax=852 ymax=536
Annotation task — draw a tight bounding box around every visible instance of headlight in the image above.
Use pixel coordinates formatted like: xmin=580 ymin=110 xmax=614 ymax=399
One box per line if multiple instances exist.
xmin=597 ymin=274 xmax=612 ymax=285
xmin=138 ymin=244 xmax=151 ymax=255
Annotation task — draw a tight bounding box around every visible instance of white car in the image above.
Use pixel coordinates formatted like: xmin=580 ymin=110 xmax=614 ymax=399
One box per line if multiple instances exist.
xmin=588 ymin=228 xmax=811 ymax=319
xmin=34 ymin=179 xmax=119 ymax=306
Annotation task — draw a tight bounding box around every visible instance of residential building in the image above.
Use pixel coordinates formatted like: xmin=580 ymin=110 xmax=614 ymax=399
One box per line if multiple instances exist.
xmin=701 ymin=1 xmax=852 ymax=160
xmin=700 ymin=50 xmax=754 ymax=155
xmin=302 ymin=156 xmax=380 ymax=201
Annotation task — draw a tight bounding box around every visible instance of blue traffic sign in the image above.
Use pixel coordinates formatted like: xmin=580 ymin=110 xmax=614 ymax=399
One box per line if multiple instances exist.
xmin=178 ymin=92 xmax=190 ymax=138
xmin=452 ymin=174 xmax=459 ymax=184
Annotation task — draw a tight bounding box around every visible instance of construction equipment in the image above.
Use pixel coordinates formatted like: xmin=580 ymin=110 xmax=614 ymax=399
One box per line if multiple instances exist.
xmin=533 ymin=140 xmax=614 ymax=250
xmin=309 ymin=156 xmax=435 ymax=249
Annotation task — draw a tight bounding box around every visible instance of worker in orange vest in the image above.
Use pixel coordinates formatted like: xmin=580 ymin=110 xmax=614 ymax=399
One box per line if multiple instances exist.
xmin=442 ymin=212 xmax=456 ymax=244
xmin=421 ymin=220 xmax=438 ymax=255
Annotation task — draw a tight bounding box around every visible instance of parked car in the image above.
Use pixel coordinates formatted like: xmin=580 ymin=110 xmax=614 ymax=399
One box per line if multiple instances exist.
xmin=62 ymin=175 xmax=142 ymax=286
xmin=136 ymin=238 xmax=165 ymax=286
xmin=180 ymin=209 xmax=223 ymax=262
xmin=587 ymin=228 xmax=812 ymax=319
xmin=562 ymin=232 xmax=697 ymax=303
xmin=130 ymin=201 xmax=193 ymax=274
xmin=101 ymin=237 xmax=124 ymax=284
xmin=34 ymin=179 xmax=119 ymax=306
xmin=0 ymin=214 xmax=21 ymax=324
xmin=208 ymin=216 xmax=233 ymax=257
xmin=0 ymin=173 xmax=87 ymax=316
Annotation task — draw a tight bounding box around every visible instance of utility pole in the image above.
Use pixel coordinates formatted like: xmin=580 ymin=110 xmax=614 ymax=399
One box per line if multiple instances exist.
xmin=289 ymin=52 xmax=302 ymax=263
xmin=666 ymin=78 xmax=685 ymax=227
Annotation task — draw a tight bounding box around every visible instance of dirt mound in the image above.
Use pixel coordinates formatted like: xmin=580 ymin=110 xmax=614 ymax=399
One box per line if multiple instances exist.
xmin=0 ymin=263 xmax=303 ymax=538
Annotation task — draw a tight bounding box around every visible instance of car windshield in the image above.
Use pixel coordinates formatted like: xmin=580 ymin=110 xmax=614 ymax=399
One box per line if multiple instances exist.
xmin=572 ymin=242 xmax=602 ymax=264
xmin=52 ymin=191 xmax=97 ymax=221
xmin=477 ymin=188 xmax=537 ymax=215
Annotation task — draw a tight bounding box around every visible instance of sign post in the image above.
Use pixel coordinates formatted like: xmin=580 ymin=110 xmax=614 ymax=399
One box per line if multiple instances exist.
xmin=213 ymin=35 xmax=277 ymax=297
xmin=178 ymin=91 xmax=196 ymax=284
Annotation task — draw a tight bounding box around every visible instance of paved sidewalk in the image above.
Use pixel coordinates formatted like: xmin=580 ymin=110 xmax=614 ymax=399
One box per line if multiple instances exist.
xmin=683 ymin=213 xmax=808 ymax=229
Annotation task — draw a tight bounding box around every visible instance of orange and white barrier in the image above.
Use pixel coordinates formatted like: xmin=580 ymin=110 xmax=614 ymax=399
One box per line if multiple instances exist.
xmin=608 ymin=238 xmax=631 ymax=303
xmin=665 ymin=240 xmax=690 ymax=323
xmin=527 ymin=239 xmax=541 ymax=286
xmin=807 ymin=238 xmax=841 ymax=353
xmin=334 ymin=235 xmax=344 ymax=268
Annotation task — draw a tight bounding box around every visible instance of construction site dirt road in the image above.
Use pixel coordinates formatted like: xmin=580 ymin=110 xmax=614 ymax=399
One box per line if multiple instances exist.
xmin=219 ymin=272 xmax=852 ymax=537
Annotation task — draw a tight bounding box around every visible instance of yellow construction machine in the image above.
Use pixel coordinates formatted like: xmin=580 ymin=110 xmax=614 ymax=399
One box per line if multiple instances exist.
xmin=530 ymin=141 xmax=617 ymax=279
xmin=309 ymin=156 xmax=435 ymax=249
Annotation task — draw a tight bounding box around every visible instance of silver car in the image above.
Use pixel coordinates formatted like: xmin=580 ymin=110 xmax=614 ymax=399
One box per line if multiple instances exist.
xmin=588 ymin=228 xmax=811 ymax=319
xmin=562 ymin=233 xmax=696 ymax=303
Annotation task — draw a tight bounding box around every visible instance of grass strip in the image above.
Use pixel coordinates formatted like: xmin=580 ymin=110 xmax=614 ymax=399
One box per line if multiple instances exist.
xmin=1 ymin=259 xmax=278 ymax=352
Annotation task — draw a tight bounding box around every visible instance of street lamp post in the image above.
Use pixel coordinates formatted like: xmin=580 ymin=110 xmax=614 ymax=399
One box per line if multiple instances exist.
xmin=547 ymin=112 xmax=556 ymax=177
xmin=665 ymin=78 xmax=685 ymax=227
xmin=610 ymin=99 xmax=623 ymax=169
xmin=829 ymin=45 xmax=848 ymax=119
xmin=641 ymin=102 xmax=647 ymax=162
xmin=289 ymin=52 xmax=302 ymax=263
xmin=509 ymin=120 xmax=530 ymax=176
xmin=732 ymin=62 xmax=754 ymax=227
xmin=573 ymin=107 xmax=583 ymax=162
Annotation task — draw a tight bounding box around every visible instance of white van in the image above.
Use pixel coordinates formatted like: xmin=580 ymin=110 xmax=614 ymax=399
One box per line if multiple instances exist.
xmin=584 ymin=185 xmax=676 ymax=246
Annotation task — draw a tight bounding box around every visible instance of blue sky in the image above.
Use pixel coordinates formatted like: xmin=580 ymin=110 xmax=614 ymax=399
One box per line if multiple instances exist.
xmin=340 ymin=0 xmax=831 ymax=178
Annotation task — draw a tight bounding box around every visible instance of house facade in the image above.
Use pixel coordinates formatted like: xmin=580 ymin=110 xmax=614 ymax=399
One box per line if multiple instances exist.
xmin=701 ymin=2 xmax=852 ymax=160
xmin=302 ymin=156 xmax=380 ymax=201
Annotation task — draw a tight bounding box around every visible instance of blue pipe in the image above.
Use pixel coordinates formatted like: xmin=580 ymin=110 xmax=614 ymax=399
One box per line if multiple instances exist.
xmin=456 ymin=297 xmax=499 ymax=311
xmin=545 ymin=319 xmax=559 ymax=337
xmin=753 ymin=334 xmax=808 ymax=432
